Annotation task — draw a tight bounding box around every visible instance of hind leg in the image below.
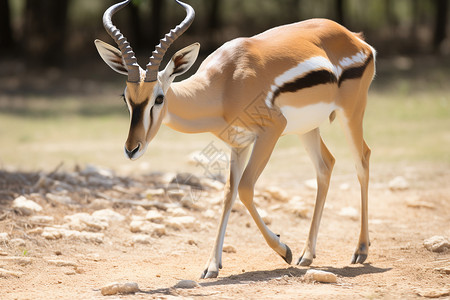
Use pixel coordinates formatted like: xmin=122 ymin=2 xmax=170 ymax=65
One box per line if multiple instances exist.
xmin=297 ymin=128 xmax=335 ymax=266
xmin=338 ymin=111 xmax=371 ymax=264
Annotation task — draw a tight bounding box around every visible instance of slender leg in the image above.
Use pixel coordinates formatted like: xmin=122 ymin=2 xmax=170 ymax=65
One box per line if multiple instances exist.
xmin=201 ymin=145 xmax=251 ymax=279
xmin=237 ymin=124 xmax=292 ymax=264
xmin=338 ymin=111 xmax=371 ymax=264
xmin=297 ymin=128 xmax=335 ymax=266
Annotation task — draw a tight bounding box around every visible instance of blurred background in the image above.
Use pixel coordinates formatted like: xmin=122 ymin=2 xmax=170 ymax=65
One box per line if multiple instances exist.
xmin=0 ymin=0 xmax=449 ymax=176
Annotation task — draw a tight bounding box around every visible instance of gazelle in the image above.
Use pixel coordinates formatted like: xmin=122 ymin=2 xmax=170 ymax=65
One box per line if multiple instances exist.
xmin=95 ymin=0 xmax=376 ymax=278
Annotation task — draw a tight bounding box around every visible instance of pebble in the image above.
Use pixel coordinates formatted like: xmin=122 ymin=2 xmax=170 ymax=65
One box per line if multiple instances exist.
xmin=167 ymin=207 xmax=188 ymax=217
xmin=47 ymin=259 xmax=79 ymax=267
xmin=12 ymin=196 xmax=43 ymax=215
xmin=0 ymin=256 xmax=33 ymax=266
xmin=42 ymin=227 xmax=104 ymax=243
xmin=101 ymin=282 xmax=140 ymax=295
xmin=145 ymin=188 xmax=165 ymax=199
xmin=129 ymin=220 xmax=166 ymax=237
xmin=222 ymin=245 xmax=237 ymax=253
xmin=92 ymin=209 xmax=125 ymax=223
xmin=173 ymin=279 xmax=199 ymax=289
xmin=165 ymin=216 xmax=197 ymax=230
xmin=88 ymin=199 xmax=111 ymax=210
xmin=338 ymin=207 xmax=359 ymax=220
xmin=0 ymin=267 xmax=24 ymax=278
xmin=0 ymin=232 xmax=9 ymax=242
xmin=415 ymin=288 xmax=450 ymax=298
xmin=132 ymin=234 xmax=153 ymax=245
xmin=64 ymin=213 xmax=108 ymax=232
xmin=388 ymin=176 xmax=409 ymax=191
xmin=29 ymin=215 xmax=54 ymax=225
xmin=423 ymin=236 xmax=450 ymax=253
xmin=304 ymin=269 xmax=337 ymax=283
xmin=263 ymin=186 xmax=289 ymax=202
xmin=46 ymin=193 xmax=75 ymax=206
xmin=145 ymin=210 xmax=164 ymax=223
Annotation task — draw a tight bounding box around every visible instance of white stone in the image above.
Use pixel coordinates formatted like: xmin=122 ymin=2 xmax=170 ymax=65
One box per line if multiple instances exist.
xmin=30 ymin=215 xmax=54 ymax=225
xmin=263 ymin=186 xmax=289 ymax=202
xmin=173 ymin=279 xmax=199 ymax=289
xmin=47 ymin=259 xmax=79 ymax=267
xmin=12 ymin=196 xmax=42 ymax=215
xmin=388 ymin=176 xmax=409 ymax=191
xmin=145 ymin=188 xmax=165 ymax=199
xmin=202 ymin=209 xmax=216 ymax=219
xmin=92 ymin=209 xmax=125 ymax=223
xmin=0 ymin=233 xmax=9 ymax=242
xmin=167 ymin=207 xmax=188 ymax=217
xmin=424 ymin=236 xmax=450 ymax=253
xmin=63 ymin=213 xmax=108 ymax=232
xmin=101 ymin=282 xmax=140 ymax=295
xmin=304 ymin=269 xmax=337 ymax=283
xmin=145 ymin=210 xmax=164 ymax=223
xmin=338 ymin=207 xmax=359 ymax=220
xmin=45 ymin=193 xmax=74 ymax=205
xmin=0 ymin=268 xmax=23 ymax=278
xmin=165 ymin=216 xmax=197 ymax=230
xmin=41 ymin=227 xmax=104 ymax=243
xmin=129 ymin=220 xmax=166 ymax=237
xmin=304 ymin=179 xmax=318 ymax=190
xmin=132 ymin=234 xmax=153 ymax=245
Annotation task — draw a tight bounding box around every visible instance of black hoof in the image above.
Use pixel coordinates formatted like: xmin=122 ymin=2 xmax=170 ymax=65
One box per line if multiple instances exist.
xmin=351 ymin=253 xmax=367 ymax=264
xmin=296 ymin=256 xmax=313 ymax=266
xmin=200 ymin=269 xmax=219 ymax=279
xmin=280 ymin=244 xmax=292 ymax=264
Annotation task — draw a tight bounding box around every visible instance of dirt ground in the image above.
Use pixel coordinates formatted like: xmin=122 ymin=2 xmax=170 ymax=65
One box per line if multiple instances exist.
xmin=0 ymin=161 xmax=449 ymax=300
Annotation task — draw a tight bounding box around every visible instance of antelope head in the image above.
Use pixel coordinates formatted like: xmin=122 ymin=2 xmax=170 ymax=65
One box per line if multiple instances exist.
xmin=95 ymin=0 xmax=200 ymax=160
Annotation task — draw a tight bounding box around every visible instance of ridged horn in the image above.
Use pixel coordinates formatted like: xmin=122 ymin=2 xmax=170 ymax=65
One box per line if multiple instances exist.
xmin=103 ymin=0 xmax=141 ymax=82
xmin=145 ymin=0 xmax=195 ymax=82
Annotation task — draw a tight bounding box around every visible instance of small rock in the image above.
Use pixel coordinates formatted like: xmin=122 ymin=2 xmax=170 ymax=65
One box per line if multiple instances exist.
xmin=304 ymin=179 xmax=317 ymax=190
xmin=424 ymin=236 xmax=450 ymax=253
xmin=388 ymin=176 xmax=409 ymax=191
xmin=0 ymin=256 xmax=33 ymax=266
xmin=145 ymin=210 xmax=164 ymax=223
xmin=144 ymin=188 xmax=165 ymax=199
xmin=129 ymin=220 xmax=166 ymax=237
xmin=0 ymin=267 xmax=24 ymax=278
xmin=41 ymin=227 xmax=104 ymax=243
xmin=434 ymin=265 xmax=450 ymax=274
xmin=88 ymin=199 xmax=112 ymax=210
xmin=173 ymin=279 xmax=199 ymax=289
xmin=167 ymin=207 xmax=188 ymax=217
xmin=258 ymin=208 xmax=272 ymax=225
xmin=12 ymin=196 xmax=43 ymax=215
xmin=64 ymin=213 xmax=108 ymax=232
xmin=46 ymin=193 xmax=75 ymax=206
xmin=263 ymin=186 xmax=289 ymax=202
xmin=0 ymin=232 xmax=9 ymax=242
xmin=416 ymin=288 xmax=450 ymax=298
xmin=47 ymin=259 xmax=79 ymax=267
xmin=30 ymin=215 xmax=54 ymax=225
xmin=338 ymin=207 xmax=359 ymax=220
xmin=101 ymin=282 xmax=140 ymax=295
xmin=10 ymin=238 xmax=26 ymax=247
xmin=202 ymin=209 xmax=216 ymax=219
xmin=92 ymin=209 xmax=125 ymax=223
xmin=304 ymin=269 xmax=337 ymax=283
xmin=165 ymin=216 xmax=197 ymax=230
xmin=132 ymin=234 xmax=153 ymax=245
xmin=222 ymin=245 xmax=237 ymax=253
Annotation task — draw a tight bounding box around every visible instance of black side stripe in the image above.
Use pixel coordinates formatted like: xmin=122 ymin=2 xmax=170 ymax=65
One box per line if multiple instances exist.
xmin=271 ymin=53 xmax=373 ymax=106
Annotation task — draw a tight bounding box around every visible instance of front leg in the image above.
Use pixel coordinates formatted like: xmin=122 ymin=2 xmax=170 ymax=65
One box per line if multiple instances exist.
xmin=201 ymin=146 xmax=250 ymax=279
xmin=237 ymin=122 xmax=292 ymax=265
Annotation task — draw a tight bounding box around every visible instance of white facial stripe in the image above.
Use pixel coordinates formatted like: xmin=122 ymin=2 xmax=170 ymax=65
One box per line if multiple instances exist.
xmin=142 ymin=100 xmax=152 ymax=137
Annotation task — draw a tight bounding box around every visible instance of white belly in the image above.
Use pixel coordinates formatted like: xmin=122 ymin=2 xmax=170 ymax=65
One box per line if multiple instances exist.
xmin=280 ymin=102 xmax=338 ymax=135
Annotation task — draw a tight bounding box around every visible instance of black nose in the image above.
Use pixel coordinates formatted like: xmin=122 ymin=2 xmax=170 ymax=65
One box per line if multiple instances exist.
xmin=125 ymin=143 xmax=141 ymax=159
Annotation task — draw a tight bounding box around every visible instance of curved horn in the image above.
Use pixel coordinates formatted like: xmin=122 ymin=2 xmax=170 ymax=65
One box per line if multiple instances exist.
xmin=103 ymin=0 xmax=141 ymax=82
xmin=145 ymin=0 xmax=195 ymax=82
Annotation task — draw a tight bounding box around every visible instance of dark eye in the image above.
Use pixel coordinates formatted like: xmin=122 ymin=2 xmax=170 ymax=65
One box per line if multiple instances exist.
xmin=155 ymin=95 xmax=164 ymax=105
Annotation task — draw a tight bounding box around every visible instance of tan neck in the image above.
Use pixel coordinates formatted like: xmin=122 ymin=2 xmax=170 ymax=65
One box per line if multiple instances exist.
xmin=163 ymin=73 xmax=226 ymax=134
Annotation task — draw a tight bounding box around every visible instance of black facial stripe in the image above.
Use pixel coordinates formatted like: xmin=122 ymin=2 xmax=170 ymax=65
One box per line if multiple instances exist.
xmin=271 ymin=53 xmax=373 ymax=105
xmin=129 ymin=100 xmax=147 ymax=129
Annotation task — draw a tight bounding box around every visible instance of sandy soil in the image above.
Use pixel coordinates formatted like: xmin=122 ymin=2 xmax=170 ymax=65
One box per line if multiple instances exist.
xmin=0 ymin=163 xmax=449 ymax=300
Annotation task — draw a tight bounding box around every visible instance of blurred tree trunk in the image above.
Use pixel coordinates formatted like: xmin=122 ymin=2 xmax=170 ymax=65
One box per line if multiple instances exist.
xmin=129 ymin=2 xmax=144 ymax=49
xmin=149 ymin=0 xmax=163 ymax=48
xmin=0 ymin=0 xmax=13 ymax=52
xmin=335 ymin=0 xmax=345 ymax=26
xmin=433 ymin=0 xmax=448 ymax=52
xmin=23 ymin=0 xmax=70 ymax=66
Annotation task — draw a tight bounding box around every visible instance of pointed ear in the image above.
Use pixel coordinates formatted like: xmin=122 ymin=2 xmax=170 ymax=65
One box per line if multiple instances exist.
xmin=94 ymin=39 xmax=128 ymax=75
xmin=161 ymin=43 xmax=200 ymax=81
